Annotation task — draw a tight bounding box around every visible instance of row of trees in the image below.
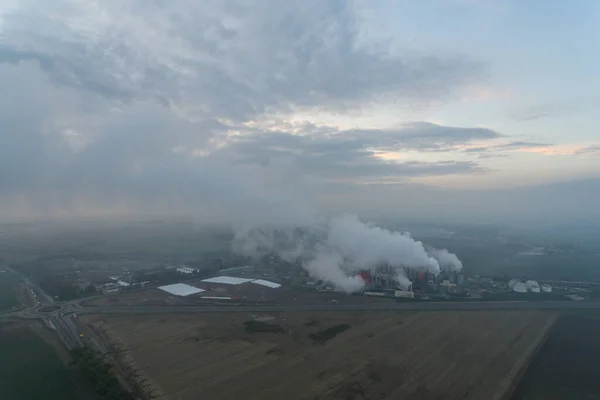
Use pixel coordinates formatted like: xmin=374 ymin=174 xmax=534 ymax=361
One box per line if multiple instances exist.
xmin=70 ymin=347 xmax=133 ymax=400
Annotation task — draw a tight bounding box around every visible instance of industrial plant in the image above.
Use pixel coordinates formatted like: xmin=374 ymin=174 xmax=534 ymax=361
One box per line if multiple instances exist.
xmin=352 ymin=263 xmax=465 ymax=299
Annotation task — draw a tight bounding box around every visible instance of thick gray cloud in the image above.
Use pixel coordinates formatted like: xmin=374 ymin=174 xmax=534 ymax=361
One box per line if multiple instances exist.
xmin=223 ymin=122 xmax=496 ymax=179
xmin=0 ymin=0 xmax=484 ymax=119
xmin=0 ymin=0 xmax=495 ymax=221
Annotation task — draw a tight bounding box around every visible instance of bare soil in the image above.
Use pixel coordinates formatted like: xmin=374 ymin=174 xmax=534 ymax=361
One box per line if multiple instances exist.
xmin=84 ymin=310 xmax=556 ymax=400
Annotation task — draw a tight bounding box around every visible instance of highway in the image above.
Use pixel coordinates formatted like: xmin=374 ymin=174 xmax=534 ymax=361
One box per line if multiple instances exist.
xmin=5 ymin=299 xmax=600 ymax=322
xmin=70 ymin=300 xmax=600 ymax=315
xmin=5 ymin=267 xmax=600 ymax=351
xmin=4 ymin=268 xmax=82 ymax=349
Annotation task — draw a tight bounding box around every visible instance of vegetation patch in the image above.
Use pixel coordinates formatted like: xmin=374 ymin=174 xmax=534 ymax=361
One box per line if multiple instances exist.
xmin=70 ymin=347 xmax=133 ymax=400
xmin=243 ymin=320 xmax=285 ymax=334
xmin=308 ymin=324 xmax=351 ymax=344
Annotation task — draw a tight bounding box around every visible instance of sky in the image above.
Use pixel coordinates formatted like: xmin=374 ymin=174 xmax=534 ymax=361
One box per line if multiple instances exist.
xmin=0 ymin=0 xmax=598 ymax=224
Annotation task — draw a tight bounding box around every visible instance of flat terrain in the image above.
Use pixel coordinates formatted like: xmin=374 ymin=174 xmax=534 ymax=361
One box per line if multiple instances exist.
xmin=511 ymin=313 xmax=600 ymax=400
xmin=0 ymin=322 xmax=95 ymax=400
xmin=84 ymin=310 xmax=556 ymax=400
xmin=83 ymin=285 xmax=390 ymax=307
xmin=0 ymin=271 xmax=24 ymax=312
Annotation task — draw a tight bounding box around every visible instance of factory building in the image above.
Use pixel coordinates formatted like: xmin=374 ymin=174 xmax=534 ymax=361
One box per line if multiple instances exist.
xmin=177 ymin=267 xmax=197 ymax=274
xmin=358 ymin=270 xmax=373 ymax=285
xmin=358 ymin=263 xmax=466 ymax=295
xmin=541 ymin=284 xmax=552 ymax=293
xmin=525 ymin=280 xmax=541 ymax=293
xmin=361 ymin=264 xmax=414 ymax=292
xmin=412 ymin=271 xmax=429 ymax=293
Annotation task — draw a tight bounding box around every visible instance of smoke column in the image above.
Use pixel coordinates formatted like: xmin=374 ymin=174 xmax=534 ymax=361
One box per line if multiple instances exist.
xmin=233 ymin=214 xmax=462 ymax=293
xmin=427 ymin=248 xmax=463 ymax=272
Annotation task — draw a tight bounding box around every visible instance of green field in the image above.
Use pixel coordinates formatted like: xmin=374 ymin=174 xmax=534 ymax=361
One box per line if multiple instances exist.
xmin=0 ymin=271 xmax=23 ymax=312
xmin=0 ymin=324 xmax=96 ymax=400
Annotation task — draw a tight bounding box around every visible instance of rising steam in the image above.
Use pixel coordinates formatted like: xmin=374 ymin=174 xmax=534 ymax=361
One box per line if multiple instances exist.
xmin=233 ymin=214 xmax=462 ymax=293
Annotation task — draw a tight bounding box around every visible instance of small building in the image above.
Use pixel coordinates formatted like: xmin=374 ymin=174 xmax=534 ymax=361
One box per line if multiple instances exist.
xmin=158 ymin=283 xmax=205 ymax=296
xmin=525 ymin=280 xmax=540 ymax=293
xmin=102 ymin=282 xmax=121 ymax=294
xmin=541 ymin=284 xmax=552 ymax=293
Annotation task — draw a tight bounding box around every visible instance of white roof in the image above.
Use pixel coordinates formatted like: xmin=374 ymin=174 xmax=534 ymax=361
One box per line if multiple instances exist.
xmin=158 ymin=283 xmax=205 ymax=296
xmin=117 ymin=280 xmax=130 ymax=287
xmin=251 ymin=279 xmax=281 ymax=289
xmin=201 ymin=276 xmax=254 ymax=285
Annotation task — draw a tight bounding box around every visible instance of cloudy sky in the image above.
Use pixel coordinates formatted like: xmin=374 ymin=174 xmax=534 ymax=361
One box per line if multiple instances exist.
xmin=0 ymin=0 xmax=598 ymax=223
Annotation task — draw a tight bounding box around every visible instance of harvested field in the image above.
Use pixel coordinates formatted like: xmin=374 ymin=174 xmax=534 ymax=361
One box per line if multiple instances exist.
xmin=84 ymin=311 xmax=556 ymax=400
xmin=511 ymin=313 xmax=600 ymax=400
xmin=83 ymin=288 xmax=184 ymax=307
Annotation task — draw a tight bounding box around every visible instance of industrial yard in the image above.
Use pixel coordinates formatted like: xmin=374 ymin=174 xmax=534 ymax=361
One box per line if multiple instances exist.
xmin=82 ymin=310 xmax=556 ymax=400
xmin=82 ymin=278 xmax=392 ymax=307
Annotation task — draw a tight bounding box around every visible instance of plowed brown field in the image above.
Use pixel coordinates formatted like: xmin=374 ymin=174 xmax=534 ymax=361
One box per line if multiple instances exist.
xmin=83 ymin=310 xmax=556 ymax=400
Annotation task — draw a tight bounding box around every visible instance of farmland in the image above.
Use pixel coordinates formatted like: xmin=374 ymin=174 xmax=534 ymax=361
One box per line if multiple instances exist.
xmin=0 ymin=322 xmax=96 ymax=400
xmin=83 ymin=310 xmax=556 ymax=400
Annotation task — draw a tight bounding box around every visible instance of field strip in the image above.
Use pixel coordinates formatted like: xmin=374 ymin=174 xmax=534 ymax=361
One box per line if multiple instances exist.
xmin=493 ymin=313 xmax=557 ymax=400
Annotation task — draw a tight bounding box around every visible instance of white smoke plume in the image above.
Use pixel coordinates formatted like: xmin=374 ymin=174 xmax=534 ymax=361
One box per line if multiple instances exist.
xmin=427 ymin=248 xmax=463 ymax=272
xmin=395 ymin=268 xmax=413 ymax=291
xmin=233 ymin=214 xmax=462 ymax=293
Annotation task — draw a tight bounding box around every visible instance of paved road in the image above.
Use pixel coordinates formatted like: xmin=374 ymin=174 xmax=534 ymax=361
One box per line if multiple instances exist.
xmin=2 ymin=268 xmax=81 ymax=349
xmin=71 ymin=300 xmax=600 ymax=315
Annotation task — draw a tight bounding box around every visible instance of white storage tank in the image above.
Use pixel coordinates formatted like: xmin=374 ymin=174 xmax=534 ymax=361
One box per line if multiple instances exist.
xmin=513 ymin=282 xmax=527 ymax=293
xmin=508 ymin=279 xmax=520 ymax=289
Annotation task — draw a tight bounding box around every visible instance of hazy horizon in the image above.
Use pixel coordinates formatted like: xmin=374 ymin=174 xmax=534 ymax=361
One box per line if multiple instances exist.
xmin=1 ymin=1 xmax=598 ymax=226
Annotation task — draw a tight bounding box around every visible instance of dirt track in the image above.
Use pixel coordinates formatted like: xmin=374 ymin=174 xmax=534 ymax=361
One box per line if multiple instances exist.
xmin=85 ymin=310 xmax=556 ymax=400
